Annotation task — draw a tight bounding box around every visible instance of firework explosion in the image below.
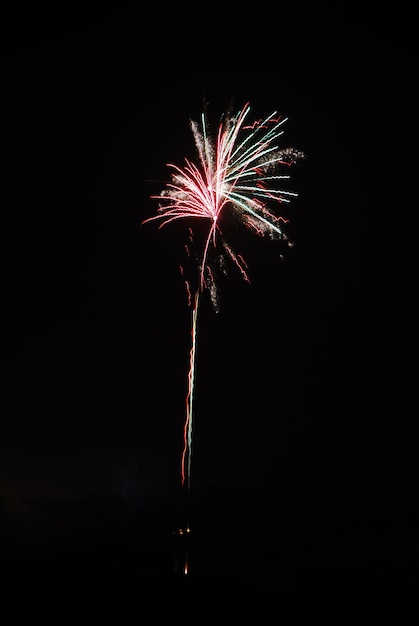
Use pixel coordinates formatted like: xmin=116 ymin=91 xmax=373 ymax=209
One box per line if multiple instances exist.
xmin=143 ymin=101 xmax=303 ymax=528
xmin=144 ymin=102 xmax=304 ymax=305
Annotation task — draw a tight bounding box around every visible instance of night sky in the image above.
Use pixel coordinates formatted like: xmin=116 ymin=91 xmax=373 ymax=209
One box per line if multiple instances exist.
xmin=1 ymin=5 xmax=417 ymax=625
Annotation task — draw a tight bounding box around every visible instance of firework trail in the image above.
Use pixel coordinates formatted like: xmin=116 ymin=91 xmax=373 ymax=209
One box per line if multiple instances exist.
xmin=143 ymin=101 xmax=303 ymax=502
xmin=181 ymin=288 xmax=200 ymax=492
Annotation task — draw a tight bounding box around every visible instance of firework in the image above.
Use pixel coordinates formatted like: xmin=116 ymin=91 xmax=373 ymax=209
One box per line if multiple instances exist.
xmin=143 ymin=101 xmax=303 ymax=502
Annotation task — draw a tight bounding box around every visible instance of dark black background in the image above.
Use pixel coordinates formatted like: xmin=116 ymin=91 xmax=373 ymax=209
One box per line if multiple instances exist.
xmin=1 ymin=4 xmax=417 ymax=624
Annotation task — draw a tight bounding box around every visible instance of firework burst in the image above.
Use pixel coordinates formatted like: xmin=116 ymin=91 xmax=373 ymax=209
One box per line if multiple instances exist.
xmin=143 ymin=102 xmax=303 ymax=553
xmin=144 ymin=102 xmax=304 ymax=304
